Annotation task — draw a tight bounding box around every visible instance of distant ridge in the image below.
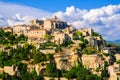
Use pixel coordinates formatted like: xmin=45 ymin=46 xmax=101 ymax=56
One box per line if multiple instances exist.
xmin=107 ymin=39 xmax=120 ymax=44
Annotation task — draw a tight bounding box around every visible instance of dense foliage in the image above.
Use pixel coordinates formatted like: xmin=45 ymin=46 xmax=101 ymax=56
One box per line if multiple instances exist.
xmin=92 ymin=32 xmax=100 ymax=36
xmin=61 ymin=62 xmax=101 ymax=80
xmin=0 ymin=29 xmax=27 ymax=45
xmin=39 ymin=41 xmax=57 ymax=49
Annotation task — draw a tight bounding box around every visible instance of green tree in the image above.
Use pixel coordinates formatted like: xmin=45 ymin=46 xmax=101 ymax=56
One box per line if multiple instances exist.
xmin=61 ymin=39 xmax=73 ymax=47
xmin=76 ymin=31 xmax=82 ymax=36
xmin=86 ymin=74 xmax=101 ymax=80
xmin=92 ymin=32 xmax=100 ymax=36
xmin=33 ymin=51 xmax=46 ymax=64
xmin=46 ymin=63 xmax=58 ymax=77
xmin=55 ymin=46 xmax=62 ymax=52
xmin=82 ymin=48 xmax=94 ymax=55
xmin=18 ymin=34 xmax=27 ymax=41
xmin=46 ymin=53 xmax=54 ymax=61
xmin=44 ymin=34 xmax=53 ymax=41
xmin=101 ymin=61 xmax=109 ymax=79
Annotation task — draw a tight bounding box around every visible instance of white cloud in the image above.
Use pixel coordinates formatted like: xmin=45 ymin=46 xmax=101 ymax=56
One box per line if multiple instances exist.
xmin=53 ymin=5 xmax=120 ymax=40
xmin=0 ymin=2 xmax=120 ymax=40
xmin=0 ymin=2 xmax=52 ymax=26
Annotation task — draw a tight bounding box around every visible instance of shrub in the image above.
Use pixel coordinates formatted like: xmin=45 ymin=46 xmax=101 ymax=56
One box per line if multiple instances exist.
xmin=103 ymin=53 xmax=109 ymax=57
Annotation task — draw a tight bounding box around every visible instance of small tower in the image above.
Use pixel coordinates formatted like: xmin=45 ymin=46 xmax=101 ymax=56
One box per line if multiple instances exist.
xmin=52 ymin=16 xmax=58 ymax=21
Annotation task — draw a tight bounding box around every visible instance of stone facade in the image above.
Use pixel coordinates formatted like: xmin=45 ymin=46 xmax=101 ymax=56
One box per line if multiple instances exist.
xmin=3 ymin=26 xmax=13 ymax=33
xmin=115 ymin=54 xmax=120 ymax=61
xmin=102 ymin=47 xmax=111 ymax=54
xmin=108 ymin=63 xmax=120 ymax=80
xmin=40 ymin=49 xmax=55 ymax=54
xmin=54 ymin=48 xmax=80 ymax=70
xmin=82 ymin=54 xmax=104 ymax=72
xmin=30 ymin=19 xmax=44 ymax=27
xmin=85 ymin=36 xmax=105 ymax=50
xmin=13 ymin=25 xmax=30 ymax=36
xmin=52 ymin=32 xmax=70 ymax=45
xmin=44 ymin=16 xmax=67 ymax=30
xmin=78 ymin=28 xmax=93 ymax=36
xmin=0 ymin=65 xmax=18 ymax=76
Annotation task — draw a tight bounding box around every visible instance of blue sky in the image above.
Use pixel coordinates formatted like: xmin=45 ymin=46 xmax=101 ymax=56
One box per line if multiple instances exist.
xmin=1 ymin=0 xmax=120 ymax=12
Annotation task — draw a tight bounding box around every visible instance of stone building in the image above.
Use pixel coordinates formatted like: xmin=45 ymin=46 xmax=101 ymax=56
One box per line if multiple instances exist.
xmin=52 ymin=31 xmax=70 ymax=45
xmin=115 ymin=54 xmax=120 ymax=62
xmin=25 ymin=17 xmax=70 ymax=45
xmin=108 ymin=63 xmax=120 ymax=80
xmin=54 ymin=48 xmax=80 ymax=70
xmin=30 ymin=19 xmax=44 ymax=30
xmin=82 ymin=54 xmax=104 ymax=72
xmin=30 ymin=19 xmax=44 ymax=26
xmin=78 ymin=28 xmax=93 ymax=36
xmin=85 ymin=36 xmax=105 ymax=50
xmin=4 ymin=65 xmax=17 ymax=76
xmin=27 ymin=29 xmax=47 ymax=44
xmin=102 ymin=47 xmax=111 ymax=54
xmin=85 ymin=36 xmax=99 ymax=49
xmin=0 ymin=65 xmax=18 ymax=76
xmin=44 ymin=16 xmax=68 ymax=30
xmin=3 ymin=26 xmax=13 ymax=33
xmin=63 ymin=26 xmax=75 ymax=40
xmin=29 ymin=16 xmax=68 ymax=31
xmin=13 ymin=25 xmax=30 ymax=36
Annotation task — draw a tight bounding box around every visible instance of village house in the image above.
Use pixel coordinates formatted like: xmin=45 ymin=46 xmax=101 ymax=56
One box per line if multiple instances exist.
xmin=115 ymin=54 xmax=120 ymax=62
xmin=85 ymin=36 xmax=105 ymax=50
xmin=3 ymin=26 xmax=13 ymax=33
xmin=13 ymin=25 xmax=30 ymax=36
xmin=52 ymin=31 xmax=70 ymax=45
xmin=44 ymin=16 xmax=68 ymax=31
xmin=102 ymin=47 xmax=111 ymax=54
xmin=108 ymin=63 xmax=120 ymax=80
xmin=30 ymin=19 xmax=44 ymax=26
xmin=85 ymin=36 xmax=99 ymax=49
xmin=78 ymin=28 xmax=93 ymax=36
xmin=63 ymin=26 xmax=75 ymax=40
xmin=82 ymin=54 xmax=104 ymax=73
xmin=27 ymin=29 xmax=47 ymax=44
xmin=54 ymin=48 xmax=80 ymax=70
xmin=30 ymin=19 xmax=44 ymax=30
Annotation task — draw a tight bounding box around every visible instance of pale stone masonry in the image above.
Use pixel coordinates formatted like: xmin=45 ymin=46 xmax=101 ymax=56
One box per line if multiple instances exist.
xmin=78 ymin=28 xmax=93 ymax=36
xmin=52 ymin=31 xmax=70 ymax=45
xmin=30 ymin=19 xmax=44 ymax=27
xmin=0 ymin=65 xmax=17 ymax=76
xmin=13 ymin=24 xmax=30 ymax=36
xmin=54 ymin=48 xmax=80 ymax=70
xmin=115 ymin=54 xmax=120 ymax=62
xmin=102 ymin=47 xmax=111 ymax=54
xmin=3 ymin=16 xmax=101 ymax=47
xmin=3 ymin=26 xmax=13 ymax=33
xmin=44 ymin=16 xmax=67 ymax=30
xmin=27 ymin=29 xmax=47 ymax=44
xmin=82 ymin=54 xmax=104 ymax=73
xmin=108 ymin=63 xmax=120 ymax=80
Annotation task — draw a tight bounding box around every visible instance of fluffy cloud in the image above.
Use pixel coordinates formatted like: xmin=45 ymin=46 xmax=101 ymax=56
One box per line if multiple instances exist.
xmin=53 ymin=5 xmax=120 ymax=40
xmin=0 ymin=2 xmax=120 ymax=40
xmin=0 ymin=2 xmax=52 ymax=26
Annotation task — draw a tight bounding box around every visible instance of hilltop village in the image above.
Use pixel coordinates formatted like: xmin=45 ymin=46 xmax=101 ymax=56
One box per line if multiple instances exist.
xmin=0 ymin=16 xmax=120 ymax=80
